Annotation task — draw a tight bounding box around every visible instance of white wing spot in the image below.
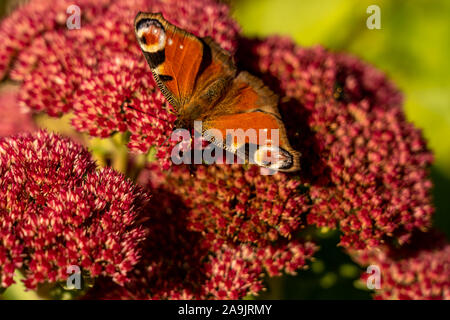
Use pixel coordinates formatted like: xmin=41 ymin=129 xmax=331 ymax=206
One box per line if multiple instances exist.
xmin=137 ymin=23 xmax=166 ymax=53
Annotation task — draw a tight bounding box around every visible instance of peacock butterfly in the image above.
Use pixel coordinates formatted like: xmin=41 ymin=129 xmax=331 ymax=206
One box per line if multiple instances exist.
xmin=134 ymin=12 xmax=300 ymax=172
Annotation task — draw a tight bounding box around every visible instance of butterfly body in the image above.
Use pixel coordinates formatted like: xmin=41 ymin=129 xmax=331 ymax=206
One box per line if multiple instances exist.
xmin=134 ymin=12 xmax=300 ymax=171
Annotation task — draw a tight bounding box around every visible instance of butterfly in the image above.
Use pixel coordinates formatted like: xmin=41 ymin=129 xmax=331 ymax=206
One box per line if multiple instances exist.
xmin=134 ymin=12 xmax=300 ymax=172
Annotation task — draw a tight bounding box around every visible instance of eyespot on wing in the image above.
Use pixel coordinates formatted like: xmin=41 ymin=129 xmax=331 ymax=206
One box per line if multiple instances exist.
xmin=135 ymin=18 xmax=166 ymax=53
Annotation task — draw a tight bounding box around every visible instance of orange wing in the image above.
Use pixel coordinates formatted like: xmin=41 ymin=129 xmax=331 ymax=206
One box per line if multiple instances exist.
xmin=134 ymin=13 xmax=235 ymax=113
xmin=203 ymin=72 xmax=300 ymax=172
xmin=134 ymin=12 xmax=204 ymax=109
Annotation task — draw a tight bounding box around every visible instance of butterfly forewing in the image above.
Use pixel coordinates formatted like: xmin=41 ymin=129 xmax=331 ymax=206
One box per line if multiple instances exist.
xmin=135 ymin=12 xmax=204 ymax=109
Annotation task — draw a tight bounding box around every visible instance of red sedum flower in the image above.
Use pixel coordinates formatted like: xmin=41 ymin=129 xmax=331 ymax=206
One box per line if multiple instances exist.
xmin=0 ymin=130 xmax=148 ymax=289
xmin=352 ymin=231 xmax=450 ymax=300
xmin=84 ymin=190 xmax=317 ymax=299
xmin=146 ymin=163 xmax=309 ymax=245
xmin=238 ymin=37 xmax=434 ymax=249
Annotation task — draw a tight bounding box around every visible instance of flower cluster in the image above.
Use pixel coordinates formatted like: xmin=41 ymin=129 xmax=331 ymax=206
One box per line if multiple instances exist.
xmin=0 ymin=0 xmax=109 ymax=80
xmin=146 ymin=164 xmax=309 ymax=245
xmin=70 ymin=54 xmax=177 ymax=170
xmin=0 ymin=131 xmax=148 ymax=289
xmin=352 ymin=231 xmax=450 ymax=300
xmin=238 ymin=37 xmax=434 ymax=249
xmin=84 ymin=190 xmax=317 ymax=299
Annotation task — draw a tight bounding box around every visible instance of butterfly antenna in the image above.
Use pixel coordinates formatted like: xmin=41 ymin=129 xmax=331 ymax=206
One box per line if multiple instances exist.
xmin=127 ymin=105 xmax=173 ymax=125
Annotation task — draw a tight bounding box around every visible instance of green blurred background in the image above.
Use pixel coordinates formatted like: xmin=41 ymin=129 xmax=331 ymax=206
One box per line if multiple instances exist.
xmin=1 ymin=0 xmax=449 ymax=299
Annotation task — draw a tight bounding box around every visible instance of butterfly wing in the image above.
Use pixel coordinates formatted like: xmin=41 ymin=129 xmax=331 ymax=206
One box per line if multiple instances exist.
xmin=203 ymin=71 xmax=301 ymax=172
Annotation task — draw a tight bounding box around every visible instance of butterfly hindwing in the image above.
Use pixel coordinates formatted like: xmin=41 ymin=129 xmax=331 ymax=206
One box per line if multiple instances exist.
xmin=203 ymin=72 xmax=301 ymax=171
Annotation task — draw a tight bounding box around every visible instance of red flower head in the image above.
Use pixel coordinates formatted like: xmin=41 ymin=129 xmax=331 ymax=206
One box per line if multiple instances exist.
xmin=352 ymin=231 xmax=450 ymax=300
xmin=146 ymin=163 xmax=309 ymax=245
xmin=237 ymin=37 xmax=434 ymax=249
xmin=84 ymin=190 xmax=317 ymax=299
xmin=0 ymin=130 xmax=148 ymax=289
